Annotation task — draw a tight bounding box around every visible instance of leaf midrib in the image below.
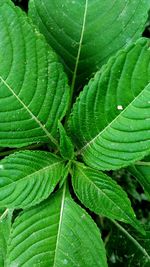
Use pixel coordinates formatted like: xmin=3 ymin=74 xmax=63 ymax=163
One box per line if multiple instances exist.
xmin=0 ymin=76 xmax=58 ymax=147
xmin=53 ymin=183 xmax=66 ymax=267
xmin=79 ymin=82 xmax=150 ymax=154
xmin=71 ymin=0 xmax=88 ymax=90
xmin=65 ymin=0 xmax=88 ymax=122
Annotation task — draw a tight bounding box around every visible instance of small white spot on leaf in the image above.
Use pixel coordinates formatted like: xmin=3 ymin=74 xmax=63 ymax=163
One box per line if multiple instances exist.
xmin=63 ymin=259 xmax=68 ymax=265
xmin=10 ymin=262 xmax=19 ymax=267
xmin=0 ymin=165 xmax=4 ymax=170
xmin=110 ymin=253 xmax=116 ymax=263
xmin=81 ymin=213 xmax=86 ymax=219
xmin=117 ymin=105 xmax=123 ymax=110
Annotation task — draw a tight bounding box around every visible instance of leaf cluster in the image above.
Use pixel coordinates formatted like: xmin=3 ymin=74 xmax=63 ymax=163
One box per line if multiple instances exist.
xmin=0 ymin=0 xmax=150 ymax=266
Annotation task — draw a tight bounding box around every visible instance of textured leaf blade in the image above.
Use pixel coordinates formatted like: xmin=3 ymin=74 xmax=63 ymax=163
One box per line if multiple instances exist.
xmin=59 ymin=161 xmax=70 ymax=189
xmin=58 ymin=121 xmax=74 ymax=160
xmin=29 ymin=0 xmax=149 ymax=86
xmin=0 ymin=0 xmax=69 ymax=148
xmin=6 ymin=185 xmax=107 ymax=267
xmin=69 ymin=38 xmax=150 ymax=170
xmin=0 ymin=209 xmax=12 ymax=266
xmin=0 ymin=151 xmax=64 ymax=208
xmin=72 ymin=163 xmax=144 ymax=234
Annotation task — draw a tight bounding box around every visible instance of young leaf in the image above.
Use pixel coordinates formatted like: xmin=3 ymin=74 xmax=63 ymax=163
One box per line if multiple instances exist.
xmin=128 ymin=158 xmax=150 ymax=198
xmin=59 ymin=161 xmax=70 ymax=189
xmin=0 ymin=151 xmax=64 ymax=208
xmin=0 ymin=209 xmax=12 ymax=266
xmin=69 ymin=38 xmax=150 ymax=170
xmin=29 ymin=0 xmax=149 ymax=85
xmin=0 ymin=0 xmax=69 ymax=148
xmin=58 ymin=121 xmax=74 ymax=160
xmin=6 ymin=184 xmax=107 ymax=267
xmin=72 ymin=163 xmax=144 ymax=234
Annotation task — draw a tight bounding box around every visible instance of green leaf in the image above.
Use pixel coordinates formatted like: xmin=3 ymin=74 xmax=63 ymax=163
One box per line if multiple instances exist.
xmin=6 ymin=184 xmax=107 ymax=267
xmin=69 ymin=38 xmax=150 ymax=170
xmin=128 ymin=158 xmax=150 ymax=198
xmin=58 ymin=121 xmax=74 ymax=160
xmin=59 ymin=161 xmax=70 ymax=189
xmin=72 ymin=163 xmax=144 ymax=234
xmin=29 ymin=0 xmax=149 ymax=86
xmin=106 ymin=221 xmax=150 ymax=266
xmin=0 ymin=0 xmax=69 ymax=148
xmin=0 ymin=209 xmax=12 ymax=266
xmin=0 ymin=151 xmax=64 ymax=208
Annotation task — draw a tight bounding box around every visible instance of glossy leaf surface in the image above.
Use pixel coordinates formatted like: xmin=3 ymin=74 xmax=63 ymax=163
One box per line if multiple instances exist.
xmin=29 ymin=0 xmax=149 ymax=85
xmin=72 ymin=163 xmax=144 ymax=234
xmin=69 ymin=38 xmax=150 ymax=170
xmin=0 ymin=0 xmax=69 ymax=148
xmin=6 ymin=185 xmax=107 ymax=267
xmin=0 ymin=210 xmax=12 ymax=266
xmin=0 ymin=151 xmax=64 ymax=208
xmin=58 ymin=121 xmax=74 ymax=160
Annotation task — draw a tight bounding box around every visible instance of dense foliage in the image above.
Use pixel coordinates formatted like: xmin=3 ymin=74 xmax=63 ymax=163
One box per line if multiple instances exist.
xmin=0 ymin=0 xmax=150 ymax=266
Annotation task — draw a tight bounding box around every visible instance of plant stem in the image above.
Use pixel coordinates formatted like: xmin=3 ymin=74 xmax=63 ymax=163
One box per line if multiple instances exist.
xmin=111 ymin=219 xmax=150 ymax=261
